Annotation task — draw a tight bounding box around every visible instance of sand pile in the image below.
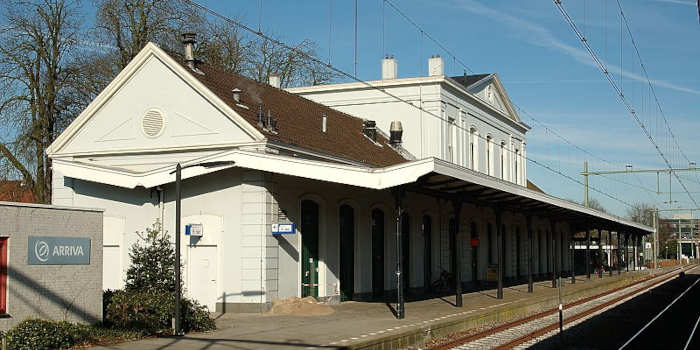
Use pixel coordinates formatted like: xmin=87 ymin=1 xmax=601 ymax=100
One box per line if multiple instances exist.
xmin=267 ymin=296 xmax=335 ymax=316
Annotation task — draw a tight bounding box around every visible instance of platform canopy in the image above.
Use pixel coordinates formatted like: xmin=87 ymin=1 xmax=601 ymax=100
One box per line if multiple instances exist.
xmin=53 ymin=149 xmax=653 ymax=235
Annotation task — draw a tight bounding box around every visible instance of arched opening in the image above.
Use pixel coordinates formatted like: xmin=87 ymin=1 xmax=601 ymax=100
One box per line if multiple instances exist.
xmin=301 ymin=200 xmax=320 ymax=298
xmin=449 ymin=218 xmax=458 ymax=282
xmin=501 ymin=224 xmax=507 ymax=278
xmin=516 ymin=227 xmax=521 ymax=281
xmin=401 ymin=213 xmax=411 ymax=293
xmin=423 ymin=215 xmax=432 ymax=291
xmin=339 ymin=204 xmax=355 ymax=301
xmin=371 ymin=209 xmax=385 ymax=298
xmin=488 ymin=223 xmax=494 ymax=264
xmin=470 ymin=221 xmax=479 ymax=283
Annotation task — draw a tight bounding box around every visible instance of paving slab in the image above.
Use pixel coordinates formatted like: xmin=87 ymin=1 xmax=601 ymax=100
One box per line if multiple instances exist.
xmin=90 ymin=268 xmax=675 ymax=350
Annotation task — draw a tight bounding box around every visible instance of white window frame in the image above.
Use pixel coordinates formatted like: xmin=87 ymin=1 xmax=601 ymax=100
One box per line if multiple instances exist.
xmin=470 ymin=128 xmax=478 ymax=172
xmin=500 ymin=141 xmax=507 ymax=181
xmin=486 ymin=136 xmax=493 ymax=176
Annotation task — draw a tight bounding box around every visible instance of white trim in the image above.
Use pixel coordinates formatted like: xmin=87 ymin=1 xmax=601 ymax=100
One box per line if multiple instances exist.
xmin=0 ymin=201 xmax=103 ymax=212
xmin=287 ymin=75 xmax=530 ymax=133
xmin=53 ymin=151 xmax=652 ymax=233
xmin=47 ymin=42 xmax=265 ymax=156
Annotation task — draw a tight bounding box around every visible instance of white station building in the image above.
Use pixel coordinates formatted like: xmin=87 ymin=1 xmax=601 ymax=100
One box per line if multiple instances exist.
xmin=48 ymin=37 xmax=653 ymax=314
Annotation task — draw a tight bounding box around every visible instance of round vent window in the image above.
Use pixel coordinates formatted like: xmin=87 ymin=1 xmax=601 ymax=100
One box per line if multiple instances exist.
xmin=142 ymin=109 xmax=165 ymax=137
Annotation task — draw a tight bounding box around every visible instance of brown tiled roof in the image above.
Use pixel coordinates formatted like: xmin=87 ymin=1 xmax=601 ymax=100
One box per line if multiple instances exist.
xmin=166 ymin=52 xmax=407 ymax=167
xmin=0 ymin=180 xmax=34 ymax=203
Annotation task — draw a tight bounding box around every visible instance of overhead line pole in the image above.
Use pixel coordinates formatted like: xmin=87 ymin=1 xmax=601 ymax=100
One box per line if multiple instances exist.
xmin=581 ymin=163 xmax=700 ymax=208
xmin=554 ymin=0 xmax=699 ymax=208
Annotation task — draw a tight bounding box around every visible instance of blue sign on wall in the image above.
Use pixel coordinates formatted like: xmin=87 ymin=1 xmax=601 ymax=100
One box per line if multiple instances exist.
xmin=272 ymin=223 xmax=296 ymax=235
xmin=28 ymin=236 xmax=91 ymax=265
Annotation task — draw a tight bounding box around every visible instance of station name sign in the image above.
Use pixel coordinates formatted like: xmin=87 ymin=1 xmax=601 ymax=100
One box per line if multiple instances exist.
xmin=272 ymin=223 xmax=296 ymax=235
xmin=28 ymin=236 xmax=91 ymax=265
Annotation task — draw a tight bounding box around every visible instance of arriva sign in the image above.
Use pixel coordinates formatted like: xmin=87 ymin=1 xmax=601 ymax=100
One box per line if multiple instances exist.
xmin=28 ymin=236 xmax=91 ymax=265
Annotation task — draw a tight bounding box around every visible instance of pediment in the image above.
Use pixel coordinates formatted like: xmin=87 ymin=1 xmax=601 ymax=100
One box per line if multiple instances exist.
xmin=467 ymin=75 xmax=520 ymax=122
xmin=49 ymin=43 xmax=263 ymax=157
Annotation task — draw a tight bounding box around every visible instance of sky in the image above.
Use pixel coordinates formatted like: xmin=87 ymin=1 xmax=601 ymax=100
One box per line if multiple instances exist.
xmin=7 ymin=0 xmax=698 ymax=219
xmin=192 ymin=0 xmax=700 ymax=218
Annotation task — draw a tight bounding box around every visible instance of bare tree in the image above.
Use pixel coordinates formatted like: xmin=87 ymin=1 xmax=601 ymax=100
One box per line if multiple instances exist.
xmin=195 ymin=22 xmax=249 ymax=75
xmin=584 ymin=198 xmax=608 ymax=213
xmin=0 ymin=0 xmax=82 ymax=203
xmin=626 ymin=202 xmax=656 ymax=227
xmin=245 ymin=37 xmax=336 ymax=87
xmin=94 ymin=0 xmax=203 ymax=69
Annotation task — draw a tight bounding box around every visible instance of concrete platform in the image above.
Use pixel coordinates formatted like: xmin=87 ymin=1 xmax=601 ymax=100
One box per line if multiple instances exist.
xmin=91 ymin=269 xmax=677 ymax=350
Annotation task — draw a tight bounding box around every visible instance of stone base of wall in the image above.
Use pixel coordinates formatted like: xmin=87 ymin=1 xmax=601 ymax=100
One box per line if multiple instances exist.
xmin=216 ymin=302 xmax=271 ymax=314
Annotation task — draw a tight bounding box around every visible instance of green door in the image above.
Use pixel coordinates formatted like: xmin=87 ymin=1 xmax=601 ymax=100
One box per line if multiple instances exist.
xmin=301 ymin=200 xmax=319 ymax=298
xmin=339 ymin=205 xmax=355 ymax=301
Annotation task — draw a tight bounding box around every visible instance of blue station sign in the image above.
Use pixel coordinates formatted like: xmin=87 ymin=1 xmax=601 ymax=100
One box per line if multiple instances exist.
xmin=272 ymin=223 xmax=296 ymax=235
xmin=28 ymin=236 xmax=91 ymax=265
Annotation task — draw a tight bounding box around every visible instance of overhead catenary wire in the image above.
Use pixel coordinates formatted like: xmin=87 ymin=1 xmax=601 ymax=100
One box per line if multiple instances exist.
xmin=553 ymin=0 xmax=699 ymax=208
xmin=615 ymin=0 xmax=692 ymax=165
xmin=177 ymin=0 xmax=639 ymax=211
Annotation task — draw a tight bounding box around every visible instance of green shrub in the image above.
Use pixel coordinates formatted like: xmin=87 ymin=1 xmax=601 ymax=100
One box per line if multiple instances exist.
xmin=3 ymin=319 xmax=143 ymax=350
xmin=105 ymin=289 xmax=215 ymax=334
xmin=4 ymin=319 xmax=87 ymax=350
xmin=126 ymin=220 xmax=178 ymax=294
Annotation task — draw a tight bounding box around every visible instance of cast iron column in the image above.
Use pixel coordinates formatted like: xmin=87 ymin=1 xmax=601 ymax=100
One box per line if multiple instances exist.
xmin=453 ymin=200 xmax=463 ymax=307
xmin=560 ymin=230 xmax=564 ymax=281
xmin=496 ymin=208 xmax=504 ymax=299
xmin=570 ymin=231 xmax=575 ymax=284
xmin=550 ymin=220 xmax=556 ymax=288
xmin=617 ymin=232 xmax=622 ymax=275
xmin=609 ymin=230 xmax=613 ymax=277
xmin=394 ymin=189 xmax=405 ymax=319
xmin=625 ymin=234 xmax=630 ymax=272
xmin=175 ymin=163 xmax=182 ymax=335
xmin=598 ymin=230 xmax=603 ymax=278
xmin=586 ymin=226 xmax=591 ymax=279
xmin=527 ymin=216 xmax=533 ymax=293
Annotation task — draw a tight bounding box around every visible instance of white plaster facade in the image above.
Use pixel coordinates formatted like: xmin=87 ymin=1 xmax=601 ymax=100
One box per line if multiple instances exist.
xmin=48 ymin=43 xmax=649 ymax=313
xmin=288 ymin=57 xmax=530 ymax=186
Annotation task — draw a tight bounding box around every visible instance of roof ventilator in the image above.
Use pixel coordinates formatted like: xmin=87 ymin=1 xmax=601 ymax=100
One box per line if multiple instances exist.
xmin=257 ymin=104 xmax=264 ymax=127
xmin=322 ymin=112 xmax=327 ymax=133
xmin=182 ymin=33 xmax=197 ymax=70
xmin=363 ymin=120 xmax=377 ymax=143
xmin=389 ymin=121 xmax=403 ymax=147
xmin=256 ymin=104 xmax=278 ymax=133
xmin=266 ymin=110 xmax=278 ymax=133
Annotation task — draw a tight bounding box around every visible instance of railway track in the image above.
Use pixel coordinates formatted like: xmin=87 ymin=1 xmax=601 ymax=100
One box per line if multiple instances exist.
xmin=427 ymin=265 xmax=695 ymax=350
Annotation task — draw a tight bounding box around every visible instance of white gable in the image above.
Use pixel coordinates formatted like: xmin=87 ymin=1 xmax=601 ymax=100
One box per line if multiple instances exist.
xmin=467 ymin=75 xmax=520 ymax=122
xmin=49 ymin=43 xmax=264 ymax=157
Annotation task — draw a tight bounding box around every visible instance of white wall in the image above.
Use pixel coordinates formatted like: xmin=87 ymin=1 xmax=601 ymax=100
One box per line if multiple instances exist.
xmin=292 ymin=79 xmax=527 ymax=186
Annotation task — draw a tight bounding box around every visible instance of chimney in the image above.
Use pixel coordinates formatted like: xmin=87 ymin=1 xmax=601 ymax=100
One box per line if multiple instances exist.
xmin=269 ymin=74 xmax=281 ymax=88
xmin=322 ymin=112 xmax=327 ymax=133
xmin=182 ymin=33 xmax=197 ymax=70
xmin=232 ymin=88 xmax=242 ymax=104
xmin=257 ymin=104 xmax=264 ymax=127
xmin=428 ymin=55 xmax=444 ymax=76
xmin=381 ymin=55 xmax=397 ymax=80
xmin=389 ymin=121 xmax=403 ymax=146
xmin=363 ymin=120 xmax=377 ymax=142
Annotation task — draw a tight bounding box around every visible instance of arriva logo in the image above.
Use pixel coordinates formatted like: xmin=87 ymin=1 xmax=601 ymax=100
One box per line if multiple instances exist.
xmin=35 ymin=240 xmax=50 ymax=262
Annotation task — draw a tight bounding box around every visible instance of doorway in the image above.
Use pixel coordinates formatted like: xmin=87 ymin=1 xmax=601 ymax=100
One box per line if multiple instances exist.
xmin=402 ymin=213 xmax=410 ymax=292
xmin=372 ymin=209 xmax=385 ymax=298
xmin=423 ymin=215 xmax=432 ymax=290
xmin=301 ymin=200 xmax=319 ymax=298
xmin=339 ymin=204 xmax=355 ymax=301
xmin=187 ymin=245 xmax=217 ymax=311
